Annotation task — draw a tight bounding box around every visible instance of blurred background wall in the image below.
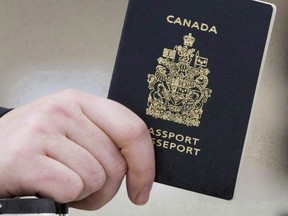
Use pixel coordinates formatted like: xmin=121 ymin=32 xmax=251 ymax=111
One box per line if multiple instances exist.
xmin=0 ymin=0 xmax=287 ymax=215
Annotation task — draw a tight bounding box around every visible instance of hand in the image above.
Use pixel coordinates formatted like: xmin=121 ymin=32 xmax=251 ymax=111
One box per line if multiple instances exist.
xmin=0 ymin=89 xmax=155 ymax=210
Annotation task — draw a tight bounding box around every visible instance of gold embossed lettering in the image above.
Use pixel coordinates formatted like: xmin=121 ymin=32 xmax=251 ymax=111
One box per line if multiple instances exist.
xmin=193 ymin=138 xmax=200 ymax=145
xmin=186 ymin=147 xmax=193 ymax=154
xmin=191 ymin=21 xmax=200 ymax=30
xmin=201 ymin=23 xmax=209 ymax=31
xmin=194 ymin=148 xmax=201 ymax=156
xmin=166 ymin=15 xmax=218 ymax=35
xmin=170 ymin=142 xmax=177 ymax=149
xmin=162 ymin=130 xmax=168 ymax=138
xmin=175 ymin=134 xmax=184 ymax=142
xmin=149 ymin=127 xmax=155 ymax=136
xmin=177 ymin=145 xmax=185 ymax=152
xmin=183 ymin=19 xmax=191 ymax=27
xmin=168 ymin=132 xmax=175 ymax=139
xmin=209 ymin=26 xmax=218 ymax=34
xmin=174 ymin=17 xmax=182 ymax=25
xmin=167 ymin=15 xmax=174 ymax=23
xmin=156 ymin=128 xmax=162 ymax=137
xmin=163 ymin=140 xmax=169 ymax=149
xmin=156 ymin=139 xmax=162 ymax=147
xmin=185 ymin=136 xmax=192 ymax=144
xmin=149 ymin=128 xmax=202 ymax=156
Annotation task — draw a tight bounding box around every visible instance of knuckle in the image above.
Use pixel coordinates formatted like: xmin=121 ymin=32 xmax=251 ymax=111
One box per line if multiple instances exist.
xmin=26 ymin=115 xmax=48 ymax=135
xmin=42 ymin=89 xmax=83 ymax=119
xmin=60 ymin=178 xmax=84 ymax=202
xmin=125 ymin=117 xmax=149 ymax=142
xmin=45 ymin=100 xmax=71 ymax=119
xmin=33 ymin=170 xmax=85 ymax=203
xmin=86 ymin=168 xmax=106 ymax=193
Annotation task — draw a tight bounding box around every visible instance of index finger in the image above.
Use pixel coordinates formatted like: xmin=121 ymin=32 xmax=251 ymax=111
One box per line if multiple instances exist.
xmin=75 ymin=91 xmax=155 ymax=205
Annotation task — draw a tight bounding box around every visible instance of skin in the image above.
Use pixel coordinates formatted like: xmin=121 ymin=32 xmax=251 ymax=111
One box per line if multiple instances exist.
xmin=0 ymin=89 xmax=155 ymax=210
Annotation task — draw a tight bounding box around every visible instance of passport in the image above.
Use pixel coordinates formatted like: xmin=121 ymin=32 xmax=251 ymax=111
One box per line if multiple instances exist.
xmin=108 ymin=0 xmax=276 ymax=200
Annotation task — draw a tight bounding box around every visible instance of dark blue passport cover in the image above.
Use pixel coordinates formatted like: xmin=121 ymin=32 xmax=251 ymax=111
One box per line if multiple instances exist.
xmin=108 ymin=0 xmax=276 ymax=200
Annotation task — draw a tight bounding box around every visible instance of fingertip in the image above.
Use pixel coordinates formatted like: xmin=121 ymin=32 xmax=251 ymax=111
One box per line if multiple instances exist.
xmin=125 ymin=150 xmax=155 ymax=206
xmin=134 ymin=185 xmax=153 ymax=205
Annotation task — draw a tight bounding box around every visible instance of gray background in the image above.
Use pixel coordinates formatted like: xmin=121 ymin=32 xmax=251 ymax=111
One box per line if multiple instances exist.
xmin=0 ymin=0 xmax=287 ymax=215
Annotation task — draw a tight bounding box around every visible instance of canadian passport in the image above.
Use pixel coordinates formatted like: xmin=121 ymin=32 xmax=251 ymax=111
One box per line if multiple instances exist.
xmin=108 ymin=0 xmax=276 ymax=200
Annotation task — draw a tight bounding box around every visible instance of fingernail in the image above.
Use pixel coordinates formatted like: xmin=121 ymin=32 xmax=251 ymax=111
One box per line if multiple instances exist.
xmin=135 ymin=186 xmax=151 ymax=205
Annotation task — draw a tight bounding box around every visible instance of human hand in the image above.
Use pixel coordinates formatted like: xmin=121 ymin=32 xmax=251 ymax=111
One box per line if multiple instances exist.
xmin=0 ymin=89 xmax=155 ymax=210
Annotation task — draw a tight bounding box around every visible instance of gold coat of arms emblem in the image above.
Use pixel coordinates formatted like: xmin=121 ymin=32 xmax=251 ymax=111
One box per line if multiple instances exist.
xmin=146 ymin=33 xmax=212 ymax=127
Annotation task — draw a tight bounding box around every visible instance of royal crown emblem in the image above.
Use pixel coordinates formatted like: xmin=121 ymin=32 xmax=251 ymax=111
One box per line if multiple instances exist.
xmin=146 ymin=33 xmax=212 ymax=127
